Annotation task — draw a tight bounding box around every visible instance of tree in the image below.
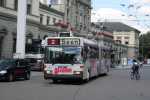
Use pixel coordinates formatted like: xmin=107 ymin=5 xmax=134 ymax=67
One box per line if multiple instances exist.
xmin=139 ymin=32 xmax=150 ymax=59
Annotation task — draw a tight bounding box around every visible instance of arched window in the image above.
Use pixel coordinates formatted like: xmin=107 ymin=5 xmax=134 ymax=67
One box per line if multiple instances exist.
xmin=27 ymin=0 xmax=32 ymax=15
xmin=26 ymin=33 xmax=33 ymax=53
xmin=14 ymin=0 xmax=18 ymax=10
xmin=0 ymin=28 xmax=7 ymax=59
xmin=0 ymin=28 xmax=7 ymax=34
xmin=12 ymin=32 xmax=17 ymax=53
xmin=0 ymin=0 xmax=6 ymax=7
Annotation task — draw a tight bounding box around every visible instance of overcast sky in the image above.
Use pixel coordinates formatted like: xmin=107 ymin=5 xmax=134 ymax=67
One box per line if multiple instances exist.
xmin=92 ymin=0 xmax=150 ymax=33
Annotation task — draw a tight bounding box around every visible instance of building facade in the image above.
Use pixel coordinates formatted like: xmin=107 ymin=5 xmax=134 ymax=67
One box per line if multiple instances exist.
xmin=0 ymin=0 xmax=40 ymax=59
xmin=39 ymin=3 xmax=65 ymax=37
xmin=113 ymin=41 xmax=128 ymax=66
xmin=49 ymin=0 xmax=92 ymax=36
xmin=0 ymin=0 xmax=92 ymax=59
xmin=99 ymin=22 xmax=140 ymax=60
xmin=0 ymin=0 xmax=65 ymax=59
xmin=113 ymin=31 xmax=139 ymax=59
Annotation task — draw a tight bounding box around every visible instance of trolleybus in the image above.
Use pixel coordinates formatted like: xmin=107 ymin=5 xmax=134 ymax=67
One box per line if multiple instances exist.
xmin=43 ymin=37 xmax=110 ymax=82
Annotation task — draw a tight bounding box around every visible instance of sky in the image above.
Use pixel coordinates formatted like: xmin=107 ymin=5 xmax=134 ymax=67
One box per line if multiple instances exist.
xmin=92 ymin=0 xmax=150 ymax=33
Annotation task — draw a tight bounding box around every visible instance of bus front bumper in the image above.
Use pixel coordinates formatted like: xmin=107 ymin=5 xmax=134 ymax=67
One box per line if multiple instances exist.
xmin=44 ymin=71 xmax=83 ymax=80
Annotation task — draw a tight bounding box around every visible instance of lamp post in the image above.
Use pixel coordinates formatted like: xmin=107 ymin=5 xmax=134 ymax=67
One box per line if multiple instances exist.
xmin=140 ymin=34 xmax=144 ymax=61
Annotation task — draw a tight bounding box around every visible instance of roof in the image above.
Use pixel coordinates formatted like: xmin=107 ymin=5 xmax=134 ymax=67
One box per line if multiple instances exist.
xmin=96 ymin=22 xmax=141 ymax=33
xmin=98 ymin=31 xmax=113 ymax=38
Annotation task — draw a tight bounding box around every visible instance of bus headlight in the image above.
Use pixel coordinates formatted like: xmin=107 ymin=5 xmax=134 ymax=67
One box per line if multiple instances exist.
xmin=47 ymin=70 xmax=52 ymax=74
xmin=73 ymin=71 xmax=81 ymax=75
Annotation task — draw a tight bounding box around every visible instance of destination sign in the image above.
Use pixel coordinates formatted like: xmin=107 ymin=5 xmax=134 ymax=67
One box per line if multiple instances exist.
xmin=60 ymin=38 xmax=80 ymax=46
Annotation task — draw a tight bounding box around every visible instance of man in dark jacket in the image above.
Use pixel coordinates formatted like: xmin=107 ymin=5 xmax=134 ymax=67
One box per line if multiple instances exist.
xmin=132 ymin=60 xmax=139 ymax=73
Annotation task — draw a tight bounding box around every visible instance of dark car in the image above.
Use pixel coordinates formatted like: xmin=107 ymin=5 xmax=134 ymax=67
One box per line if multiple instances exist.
xmin=0 ymin=59 xmax=31 ymax=82
xmin=26 ymin=58 xmax=43 ymax=71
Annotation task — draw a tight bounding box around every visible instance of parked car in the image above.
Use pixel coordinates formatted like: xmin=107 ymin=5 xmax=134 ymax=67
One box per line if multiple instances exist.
xmin=26 ymin=58 xmax=43 ymax=71
xmin=0 ymin=59 xmax=31 ymax=82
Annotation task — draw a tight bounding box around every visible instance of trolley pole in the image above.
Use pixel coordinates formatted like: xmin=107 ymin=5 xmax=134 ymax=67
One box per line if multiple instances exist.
xmin=15 ymin=0 xmax=27 ymax=59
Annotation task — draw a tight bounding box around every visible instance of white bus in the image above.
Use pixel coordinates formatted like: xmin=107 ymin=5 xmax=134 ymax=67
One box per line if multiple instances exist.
xmin=43 ymin=37 xmax=110 ymax=82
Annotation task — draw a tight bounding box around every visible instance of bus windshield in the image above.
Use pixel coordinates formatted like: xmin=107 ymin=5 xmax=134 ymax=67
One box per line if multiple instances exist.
xmin=45 ymin=47 xmax=82 ymax=64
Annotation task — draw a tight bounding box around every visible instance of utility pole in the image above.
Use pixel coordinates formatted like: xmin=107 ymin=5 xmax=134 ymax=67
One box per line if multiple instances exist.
xmin=15 ymin=0 xmax=27 ymax=59
xmin=142 ymin=35 xmax=144 ymax=60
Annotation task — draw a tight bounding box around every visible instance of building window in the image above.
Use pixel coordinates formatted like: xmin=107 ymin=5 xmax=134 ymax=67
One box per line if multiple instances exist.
xmin=125 ymin=41 xmax=129 ymax=45
xmin=0 ymin=0 xmax=5 ymax=7
xmin=40 ymin=14 xmax=43 ymax=24
xmin=27 ymin=4 xmax=31 ymax=14
xmin=13 ymin=38 xmax=16 ymax=53
xmin=53 ymin=18 xmax=56 ymax=24
xmin=50 ymin=0 xmax=58 ymax=4
xmin=47 ymin=16 xmax=50 ymax=25
xmin=26 ymin=34 xmax=33 ymax=53
xmin=58 ymin=20 xmax=61 ymax=22
xmin=124 ymin=37 xmax=129 ymax=39
xmin=84 ymin=15 xmax=86 ymax=26
xmin=116 ymin=40 xmax=121 ymax=44
xmin=0 ymin=37 xmax=3 ymax=58
xmin=117 ymin=36 xmax=121 ymax=39
xmin=14 ymin=0 xmax=18 ymax=10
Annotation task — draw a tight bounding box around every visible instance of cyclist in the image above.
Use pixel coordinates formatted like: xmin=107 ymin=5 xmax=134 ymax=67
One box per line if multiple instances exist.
xmin=131 ymin=59 xmax=140 ymax=80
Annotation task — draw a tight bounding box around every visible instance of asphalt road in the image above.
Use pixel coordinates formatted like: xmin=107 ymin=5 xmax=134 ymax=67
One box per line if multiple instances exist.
xmin=0 ymin=66 xmax=150 ymax=100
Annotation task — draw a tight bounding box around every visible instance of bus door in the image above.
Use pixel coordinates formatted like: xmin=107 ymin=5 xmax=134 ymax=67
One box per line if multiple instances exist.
xmin=82 ymin=45 xmax=99 ymax=77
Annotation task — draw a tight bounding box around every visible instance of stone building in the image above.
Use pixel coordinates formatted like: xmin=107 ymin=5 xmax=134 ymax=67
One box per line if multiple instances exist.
xmin=90 ymin=22 xmax=129 ymax=66
xmin=39 ymin=3 xmax=65 ymax=37
xmin=0 ymin=0 xmax=92 ymax=59
xmin=0 ymin=0 xmax=65 ymax=59
xmin=0 ymin=0 xmax=40 ymax=59
xmin=99 ymin=22 xmax=140 ymax=60
xmin=49 ymin=0 xmax=92 ymax=36
xmin=113 ymin=41 xmax=128 ymax=66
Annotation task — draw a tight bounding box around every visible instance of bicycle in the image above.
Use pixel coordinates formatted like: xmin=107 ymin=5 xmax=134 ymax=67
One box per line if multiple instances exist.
xmin=130 ymin=70 xmax=140 ymax=80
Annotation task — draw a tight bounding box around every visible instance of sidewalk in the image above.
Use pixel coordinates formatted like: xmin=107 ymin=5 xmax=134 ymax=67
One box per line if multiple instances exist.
xmin=114 ymin=64 xmax=150 ymax=69
xmin=143 ymin=64 xmax=150 ymax=68
xmin=114 ymin=65 xmax=132 ymax=69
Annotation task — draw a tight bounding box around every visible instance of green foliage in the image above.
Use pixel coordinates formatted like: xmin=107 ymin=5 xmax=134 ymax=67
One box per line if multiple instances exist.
xmin=139 ymin=32 xmax=150 ymax=58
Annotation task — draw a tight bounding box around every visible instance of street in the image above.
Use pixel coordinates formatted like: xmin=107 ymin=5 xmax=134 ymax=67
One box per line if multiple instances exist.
xmin=0 ymin=66 xmax=150 ymax=100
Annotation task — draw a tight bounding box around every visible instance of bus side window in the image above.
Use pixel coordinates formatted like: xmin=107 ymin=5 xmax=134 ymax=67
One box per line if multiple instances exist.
xmin=81 ymin=48 xmax=84 ymax=57
xmin=82 ymin=46 xmax=88 ymax=62
xmin=101 ymin=49 xmax=105 ymax=59
xmin=88 ymin=47 xmax=99 ymax=59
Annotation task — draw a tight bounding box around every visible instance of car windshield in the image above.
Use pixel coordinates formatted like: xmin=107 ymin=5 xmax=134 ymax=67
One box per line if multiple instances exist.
xmin=45 ymin=47 xmax=82 ymax=64
xmin=0 ymin=60 xmax=14 ymax=68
